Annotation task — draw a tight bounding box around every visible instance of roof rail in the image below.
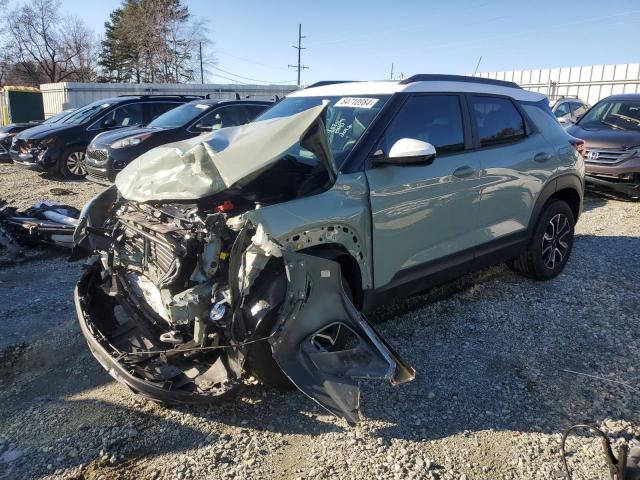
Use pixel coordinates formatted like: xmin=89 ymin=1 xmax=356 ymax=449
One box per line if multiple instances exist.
xmin=399 ymin=74 xmax=521 ymax=89
xmin=305 ymin=80 xmax=356 ymax=89
xmin=117 ymin=94 xmax=203 ymax=99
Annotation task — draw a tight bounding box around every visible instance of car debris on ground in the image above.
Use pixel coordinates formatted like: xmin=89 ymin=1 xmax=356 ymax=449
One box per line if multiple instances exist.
xmin=0 ymin=199 xmax=80 ymax=249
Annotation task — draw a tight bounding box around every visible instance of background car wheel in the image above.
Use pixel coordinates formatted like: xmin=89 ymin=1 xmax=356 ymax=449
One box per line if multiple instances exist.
xmin=509 ymin=199 xmax=575 ymax=280
xmin=58 ymin=148 xmax=87 ymax=179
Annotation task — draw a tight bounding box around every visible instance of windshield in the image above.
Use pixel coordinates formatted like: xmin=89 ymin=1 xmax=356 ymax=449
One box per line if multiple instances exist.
xmin=255 ymin=95 xmax=390 ymax=167
xmin=148 ymin=102 xmax=212 ymax=128
xmin=578 ymin=99 xmax=640 ymax=131
xmin=62 ymin=102 xmax=112 ymax=125
xmin=42 ymin=109 xmax=74 ymax=124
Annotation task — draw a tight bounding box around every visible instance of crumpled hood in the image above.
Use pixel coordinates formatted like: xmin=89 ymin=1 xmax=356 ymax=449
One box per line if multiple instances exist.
xmin=116 ymin=103 xmax=333 ymax=203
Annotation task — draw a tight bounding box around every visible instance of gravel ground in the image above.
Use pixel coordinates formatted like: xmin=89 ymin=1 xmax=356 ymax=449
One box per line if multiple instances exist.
xmin=0 ymin=163 xmax=639 ymax=480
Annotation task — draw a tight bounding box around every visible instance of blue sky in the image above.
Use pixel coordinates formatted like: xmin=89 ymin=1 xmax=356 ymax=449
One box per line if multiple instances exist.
xmin=59 ymin=0 xmax=640 ymax=85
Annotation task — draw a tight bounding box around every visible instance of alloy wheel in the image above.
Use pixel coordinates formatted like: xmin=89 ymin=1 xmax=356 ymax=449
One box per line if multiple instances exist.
xmin=541 ymin=213 xmax=571 ymax=270
xmin=67 ymin=151 xmax=87 ymax=176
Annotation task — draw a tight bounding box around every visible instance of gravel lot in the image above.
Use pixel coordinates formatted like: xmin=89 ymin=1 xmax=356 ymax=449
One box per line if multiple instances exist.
xmin=0 ymin=163 xmax=639 ymax=480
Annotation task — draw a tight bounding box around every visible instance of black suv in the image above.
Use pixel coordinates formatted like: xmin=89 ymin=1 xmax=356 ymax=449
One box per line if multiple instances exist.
xmin=0 ymin=109 xmax=75 ymax=161
xmin=11 ymin=96 xmax=199 ymax=178
xmin=84 ymin=98 xmax=272 ymax=185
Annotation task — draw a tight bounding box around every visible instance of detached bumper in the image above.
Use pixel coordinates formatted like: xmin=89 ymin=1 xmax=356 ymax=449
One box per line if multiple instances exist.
xmin=74 ymin=264 xmax=243 ymax=404
xmin=585 ymin=174 xmax=640 ymax=197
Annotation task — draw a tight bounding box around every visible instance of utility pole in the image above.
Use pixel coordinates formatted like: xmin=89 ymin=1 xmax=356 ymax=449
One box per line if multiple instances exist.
xmin=288 ymin=24 xmax=308 ymax=87
xmin=199 ymin=42 xmax=204 ymax=84
xmin=390 ymin=63 xmax=394 ymax=80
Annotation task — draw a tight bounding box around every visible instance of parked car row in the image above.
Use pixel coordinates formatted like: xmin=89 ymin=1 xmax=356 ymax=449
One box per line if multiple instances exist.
xmin=4 ymin=87 xmax=638 ymax=200
xmin=6 ymin=95 xmax=272 ymax=181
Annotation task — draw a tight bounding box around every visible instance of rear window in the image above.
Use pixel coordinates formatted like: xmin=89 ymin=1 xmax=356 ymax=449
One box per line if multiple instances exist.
xmin=470 ymin=96 xmax=526 ymax=147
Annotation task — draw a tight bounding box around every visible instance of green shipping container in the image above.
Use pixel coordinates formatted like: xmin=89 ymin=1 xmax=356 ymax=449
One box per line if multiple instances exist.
xmin=2 ymin=87 xmax=44 ymax=124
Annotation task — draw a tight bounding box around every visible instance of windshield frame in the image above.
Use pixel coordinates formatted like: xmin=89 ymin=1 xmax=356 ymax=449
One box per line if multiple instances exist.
xmin=255 ymin=94 xmax=392 ymax=171
xmin=577 ymin=98 xmax=640 ymax=131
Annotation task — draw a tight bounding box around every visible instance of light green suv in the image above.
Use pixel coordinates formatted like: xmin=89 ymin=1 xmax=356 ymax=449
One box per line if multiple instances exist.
xmin=73 ymin=75 xmax=585 ymax=424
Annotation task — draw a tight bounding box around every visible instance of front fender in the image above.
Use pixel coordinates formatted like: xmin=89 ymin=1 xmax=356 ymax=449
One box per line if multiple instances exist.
xmin=270 ymin=252 xmax=415 ymax=424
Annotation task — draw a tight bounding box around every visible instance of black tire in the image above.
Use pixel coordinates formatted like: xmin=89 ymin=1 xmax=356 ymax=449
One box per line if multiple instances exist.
xmin=509 ymin=200 xmax=575 ymax=280
xmin=245 ymin=270 xmax=354 ymax=391
xmin=58 ymin=147 xmax=87 ymax=179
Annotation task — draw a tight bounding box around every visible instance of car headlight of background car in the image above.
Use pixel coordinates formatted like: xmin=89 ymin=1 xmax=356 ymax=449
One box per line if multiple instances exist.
xmin=111 ymin=133 xmax=152 ymax=149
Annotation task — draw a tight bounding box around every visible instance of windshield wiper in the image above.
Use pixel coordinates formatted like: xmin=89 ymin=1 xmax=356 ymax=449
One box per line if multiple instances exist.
xmin=600 ymin=120 xmax=625 ymax=130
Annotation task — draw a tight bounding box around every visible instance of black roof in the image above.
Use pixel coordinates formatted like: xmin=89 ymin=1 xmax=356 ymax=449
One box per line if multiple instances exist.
xmin=599 ymin=93 xmax=640 ymax=101
xmin=185 ymin=98 xmax=273 ymax=106
xmin=399 ymin=74 xmax=521 ymax=89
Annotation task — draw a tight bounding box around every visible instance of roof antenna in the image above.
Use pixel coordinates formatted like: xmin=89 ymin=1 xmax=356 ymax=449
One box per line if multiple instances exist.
xmin=473 ymin=56 xmax=483 ymax=76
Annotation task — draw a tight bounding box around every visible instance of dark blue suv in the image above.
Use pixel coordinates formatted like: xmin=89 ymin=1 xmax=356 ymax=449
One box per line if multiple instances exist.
xmin=84 ymin=98 xmax=271 ymax=185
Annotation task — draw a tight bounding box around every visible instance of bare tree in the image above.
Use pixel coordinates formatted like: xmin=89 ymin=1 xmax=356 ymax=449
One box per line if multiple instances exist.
xmin=3 ymin=0 xmax=98 ymax=85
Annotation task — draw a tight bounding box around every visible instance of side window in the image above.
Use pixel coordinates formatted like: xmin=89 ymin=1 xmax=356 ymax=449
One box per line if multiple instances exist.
xmin=198 ymin=105 xmax=251 ymax=130
xmin=570 ymin=102 xmax=588 ymax=116
xmin=244 ymin=104 xmax=268 ymax=121
xmin=470 ymin=96 xmax=525 ymax=147
xmin=383 ymin=95 xmax=465 ymax=155
xmin=554 ymin=102 xmax=571 ymax=118
xmin=148 ymin=102 xmax=180 ymax=122
xmin=102 ymin=103 xmax=144 ymax=127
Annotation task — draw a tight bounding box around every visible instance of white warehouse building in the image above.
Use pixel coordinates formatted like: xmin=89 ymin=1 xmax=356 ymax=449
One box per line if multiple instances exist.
xmin=39 ymin=82 xmax=298 ymax=118
xmin=474 ymin=63 xmax=640 ymax=106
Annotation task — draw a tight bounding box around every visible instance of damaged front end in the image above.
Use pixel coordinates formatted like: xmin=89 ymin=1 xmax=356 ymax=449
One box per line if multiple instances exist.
xmin=74 ymin=104 xmax=414 ymax=423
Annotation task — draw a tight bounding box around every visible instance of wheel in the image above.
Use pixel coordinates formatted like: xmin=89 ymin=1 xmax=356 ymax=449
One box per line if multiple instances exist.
xmin=58 ymin=148 xmax=87 ymax=179
xmin=245 ymin=266 xmax=354 ymax=391
xmin=509 ymin=200 xmax=575 ymax=280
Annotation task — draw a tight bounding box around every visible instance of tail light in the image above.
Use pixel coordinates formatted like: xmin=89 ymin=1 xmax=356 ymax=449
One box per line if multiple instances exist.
xmin=568 ymin=137 xmax=585 ymax=158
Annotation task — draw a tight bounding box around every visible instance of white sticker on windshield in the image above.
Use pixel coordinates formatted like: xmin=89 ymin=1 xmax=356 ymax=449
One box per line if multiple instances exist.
xmin=100 ymin=104 xmax=111 ymax=108
xmin=194 ymin=104 xmax=210 ymax=110
xmin=334 ymin=97 xmax=379 ymax=109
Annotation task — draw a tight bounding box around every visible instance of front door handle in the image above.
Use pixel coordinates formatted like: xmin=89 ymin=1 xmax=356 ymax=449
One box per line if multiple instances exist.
xmin=452 ymin=165 xmax=475 ymax=179
xmin=534 ymin=152 xmax=551 ymax=163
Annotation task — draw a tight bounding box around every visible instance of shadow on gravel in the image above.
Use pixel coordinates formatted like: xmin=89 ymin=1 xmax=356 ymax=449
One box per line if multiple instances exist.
xmin=582 ymin=192 xmax=609 ymax=212
xmin=357 ymin=234 xmax=640 ymax=444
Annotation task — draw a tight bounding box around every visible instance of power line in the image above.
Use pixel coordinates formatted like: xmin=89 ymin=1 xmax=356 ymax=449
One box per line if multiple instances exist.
xmin=288 ymin=24 xmax=308 ymax=87
xmin=215 ymin=50 xmax=289 ymax=71
xmin=209 ymin=65 xmax=295 ymax=84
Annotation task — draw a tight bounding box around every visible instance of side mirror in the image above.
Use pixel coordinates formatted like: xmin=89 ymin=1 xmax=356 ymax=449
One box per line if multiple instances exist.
xmin=373 ymin=138 xmax=437 ymax=165
xmin=194 ymin=122 xmax=213 ymax=132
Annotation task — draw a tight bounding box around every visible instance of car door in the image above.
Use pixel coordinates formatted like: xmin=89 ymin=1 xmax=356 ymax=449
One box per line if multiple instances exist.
xmin=365 ymin=93 xmax=483 ymax=289
xmin=468 ymin=94 xmax=556 ymax=248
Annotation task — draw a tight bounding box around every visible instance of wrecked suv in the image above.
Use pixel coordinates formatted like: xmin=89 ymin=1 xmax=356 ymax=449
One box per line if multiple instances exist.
xmin=73 ymin=75 xmax=584 ymax=424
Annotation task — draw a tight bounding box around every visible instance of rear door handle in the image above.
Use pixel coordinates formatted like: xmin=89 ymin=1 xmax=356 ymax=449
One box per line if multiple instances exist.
xmin=452 ymin=165 xmax=475 ymax=179
xmin=534 ymin=152 xmax=551 ymax=163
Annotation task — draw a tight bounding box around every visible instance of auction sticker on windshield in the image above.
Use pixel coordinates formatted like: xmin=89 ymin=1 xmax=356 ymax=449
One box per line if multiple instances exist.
xmin=334 ymin=97 xmax=379 ymax=109
xmin=194 ymin=104 xmax=210 ymax=110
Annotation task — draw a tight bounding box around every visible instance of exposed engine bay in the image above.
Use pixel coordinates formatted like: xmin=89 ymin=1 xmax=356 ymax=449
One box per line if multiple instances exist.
xmin=73 ymin=100 xmax=415 ymax=424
